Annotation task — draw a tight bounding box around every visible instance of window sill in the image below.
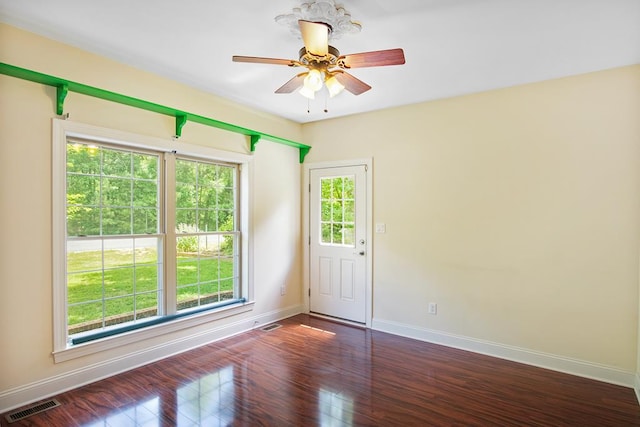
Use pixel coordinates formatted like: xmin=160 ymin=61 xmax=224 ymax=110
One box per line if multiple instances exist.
xmin=52 ymin=301 xmax=254 ymax=363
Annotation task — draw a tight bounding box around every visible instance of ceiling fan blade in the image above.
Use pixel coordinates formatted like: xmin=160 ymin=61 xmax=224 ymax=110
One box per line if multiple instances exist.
xmin=275 ymin=73 xmax=308 ymax=93
xmin=299 ymin=20 xmax=329 ymax=56
xmin=333 ymin=71 xmax=372 ymax=96
xmin=338 ymin=48 xmax=406 ymax=68
xmin=232 ymin=56 xmax=297 ymax=66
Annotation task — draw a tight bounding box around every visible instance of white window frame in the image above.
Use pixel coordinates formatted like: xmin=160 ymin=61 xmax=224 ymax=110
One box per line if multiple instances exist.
xmin=52 ymin=119 xmax=254 ymax=363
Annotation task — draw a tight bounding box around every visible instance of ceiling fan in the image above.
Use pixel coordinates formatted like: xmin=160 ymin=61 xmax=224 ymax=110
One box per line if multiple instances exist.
xmin=232 ymin=20 xmax=405 ymax=99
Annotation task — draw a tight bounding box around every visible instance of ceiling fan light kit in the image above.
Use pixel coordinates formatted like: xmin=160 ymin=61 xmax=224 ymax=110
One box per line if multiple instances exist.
xmin=232 ymin=1 xmax=405 ymax=109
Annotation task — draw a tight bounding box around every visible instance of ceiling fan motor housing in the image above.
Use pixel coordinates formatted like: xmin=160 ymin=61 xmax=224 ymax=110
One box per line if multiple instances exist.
xmin=298 ymin=45 xmax=341 ymax=70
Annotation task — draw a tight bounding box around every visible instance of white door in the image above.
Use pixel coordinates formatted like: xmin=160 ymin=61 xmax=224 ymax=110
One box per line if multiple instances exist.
xmin=309 ymin=165 xmax=367 ymax=323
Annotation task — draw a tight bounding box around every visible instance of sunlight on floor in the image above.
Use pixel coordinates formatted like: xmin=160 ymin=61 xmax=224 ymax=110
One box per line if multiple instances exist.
xmin=300 ymin=324 xmax=337 ymax=336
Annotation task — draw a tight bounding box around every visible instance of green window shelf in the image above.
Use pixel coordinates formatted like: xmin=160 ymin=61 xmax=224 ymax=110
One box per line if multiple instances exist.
xmin=0 ymin=62 xmax=311 ymax=163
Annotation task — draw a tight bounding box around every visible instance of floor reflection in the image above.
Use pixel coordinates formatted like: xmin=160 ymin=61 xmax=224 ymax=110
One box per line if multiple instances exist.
xmin=175 ymin=366 xmax=235 ymax=426
xmin=82 ymin=396 xmax=160 ymax=427
xmin=78 ymin=366 xmax=236 ymax=426
xmin=318 ymin=388 xmax=355 ymax=427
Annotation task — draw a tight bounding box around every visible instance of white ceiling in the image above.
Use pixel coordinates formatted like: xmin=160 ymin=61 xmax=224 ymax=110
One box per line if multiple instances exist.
xmin=1 ymin=0 xmax=639 ymax=124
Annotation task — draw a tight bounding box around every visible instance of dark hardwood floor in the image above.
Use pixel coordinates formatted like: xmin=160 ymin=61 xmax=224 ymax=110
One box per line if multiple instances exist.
xmin=3 ymin=314 xmax=640 ymax=426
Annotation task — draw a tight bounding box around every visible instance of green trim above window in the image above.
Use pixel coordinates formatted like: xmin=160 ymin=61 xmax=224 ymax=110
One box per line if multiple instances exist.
xmin=0 ymin=62 xmax=311 ymax=163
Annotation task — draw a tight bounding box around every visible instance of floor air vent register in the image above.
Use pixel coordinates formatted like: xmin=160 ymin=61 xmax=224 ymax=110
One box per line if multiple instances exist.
xmin=260 ymin=323 xmax=282 ymax=332
xmin=5 ymin=399 xmax=61 ymax=423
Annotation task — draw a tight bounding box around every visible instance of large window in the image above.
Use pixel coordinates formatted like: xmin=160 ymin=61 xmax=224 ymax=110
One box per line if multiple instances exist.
xmin=53 ymin=120 xmax=252 ymax=358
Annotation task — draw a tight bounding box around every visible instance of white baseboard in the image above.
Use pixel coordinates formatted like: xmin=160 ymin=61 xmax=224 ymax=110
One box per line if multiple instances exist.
xmin=372 ymin=318 xmax=635 ymax=388
xmin=635 ymin=373 xmax=640 ymax=405
xmin=0 ymin=305 xmax=303 ymax=413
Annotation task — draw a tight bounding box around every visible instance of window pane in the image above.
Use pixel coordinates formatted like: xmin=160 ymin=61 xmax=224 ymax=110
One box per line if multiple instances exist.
xmin=200 ymin=280 xmax=219 ymax=301
xmin=220 ymin=234 xmax=234 ymax=256
xmin=332 ymin=201 xmax=343 ymax=222
xmin=332 ymin=224 xmax=342 ymax=244
xmin=104 ymin=239 xmax=133 ymax=269
xmin=319 ymin=175 xmax=355 ymax=247
xmin=177 ymin=183 xmax=196 ymax=208
xmin=218 ymin=210 xmax=234 ymax=231
xmin=103 ymin=150 xmax=131 ymax=177
xmin=133 ymin=153 xmax=157 ymax=180
xmin=197 ymin=209 xmax=216 ymax=232
xmin=174 ymin=159 xmax=239 ymax=312
xmin=321 ymin=178 xmax=331 ymax=199
xmin=133 ymin=180 xmax=158 ymax=208
xmin=67 ymin=271 xmax=103 ymax=304
xmin=321 ymin=223 xmax=332 ymax=244
xmin=67 ymin=239 xmax=102 ymax=272
xmin=176 ymin=232 xmax=238 ymax=312
xmin=136 ymin=291 xmax=158 ymax=319
xmin=333 ymin=177 xmax=343 ymax=199
xmin=136 ymin=265 xmax=158 ymax=293
xmin=344 ymin=178 xmax=355 ymax=199
xmin=176 ymin=210 xmax=197 ymax=231
xmin=176 ymin=160 xmax=196 ymax=185
xmin=104 ymin=267 xmax=134 ymax=298
xmin=67 ymin=174 xmax=99 ymax=206
xmin=343 ymin=224 xmax=355 ymax=245
xmin=218 ymin=257 xmax=234 ymax=280
xmin=321 ymin=200 xmax=331 ymax=222
xmin=104 ymin=296 xmax=134 ymax=321
xmin=66 ymin=141 xmax=162 ymax=338
xmin=218 ymin=166 xmax=233 ymax=186
xmin=67 ymin=206 xmax=100 ymax=237
xmin=220 ymin=278 xmax=234 ymax=301
xmin=344 ymin=200 xmax=355 ymax=222
xmin=218 ymin=188 xmax=234 ymax=210
xmin=133 ymin=208 xmax=158 ymax=234
xmin=102 ymin=177 xmax=132 ymax=206
xmin=198 ymin=186 xmax=216 ymax=210
xmin=199 ymin=163 xmax=217 ymax=184
xmin=102 ymin=208 xmax=132 ymax=235
xmin=68 ymin=302 xmax=104 ymax=333
xmin=177 ymin=235 xmax=198 ymax=254
xmin=202 ymin=234 xmax=221 ymax=256
xmin=177 ymin=284 xmax=199 ymax=309
xmin=67 ymin=143 xmax=100 ymax=174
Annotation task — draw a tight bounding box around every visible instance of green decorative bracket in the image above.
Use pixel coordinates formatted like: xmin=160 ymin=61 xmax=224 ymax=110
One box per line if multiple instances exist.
xmin=56 ymin=83 xmax=68 ymax=115
xmin=175 ymin=114 xmax=188 ymax=138
xmin=299 ymin=146 xmax=310 ymax=163
xmin=0 ymin=62 xmax=312 ymax=163
xmin=250 ymin=135 xmax=261 ymax=152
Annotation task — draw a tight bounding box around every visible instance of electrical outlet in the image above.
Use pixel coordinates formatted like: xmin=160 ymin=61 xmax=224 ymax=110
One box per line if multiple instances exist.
xmin=428 ymin=303 xmax=437 ymax=315
xmin=280 ymin=283 xmax=286 ymax=296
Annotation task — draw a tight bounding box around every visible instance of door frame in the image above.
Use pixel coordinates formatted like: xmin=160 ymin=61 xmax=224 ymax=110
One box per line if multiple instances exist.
xmin=303 ymin=158 xmax=373 ymax=328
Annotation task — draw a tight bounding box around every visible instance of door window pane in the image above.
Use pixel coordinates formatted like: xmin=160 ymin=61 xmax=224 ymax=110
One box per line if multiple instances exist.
xmin=319 ymin=176 xmax=356 ymax=246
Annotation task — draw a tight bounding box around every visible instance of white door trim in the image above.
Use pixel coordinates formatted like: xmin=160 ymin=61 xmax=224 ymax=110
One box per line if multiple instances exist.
xmin=303 ymin=158 xmax=373 ymax=328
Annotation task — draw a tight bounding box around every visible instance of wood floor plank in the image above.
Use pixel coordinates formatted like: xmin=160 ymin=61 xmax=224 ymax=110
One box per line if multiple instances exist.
xmin=2 ymin=314 xmax=639 ymax=426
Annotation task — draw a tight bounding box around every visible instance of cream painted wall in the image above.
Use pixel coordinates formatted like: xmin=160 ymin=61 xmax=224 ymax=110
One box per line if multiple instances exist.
xmin=303 ymin=65 xmax=640 ymax=372
xmin=2 ymin=19 xmax=639 ymax=408
xmin=0 ymin=23 xmax=303 ymax=399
